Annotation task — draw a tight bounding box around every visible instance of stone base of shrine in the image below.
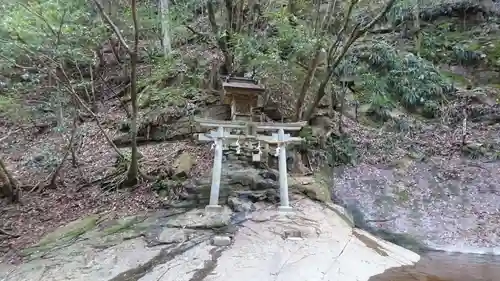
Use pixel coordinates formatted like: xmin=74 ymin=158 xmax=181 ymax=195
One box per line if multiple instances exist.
xmin=205 ymin=205 xmax=224 ymax=213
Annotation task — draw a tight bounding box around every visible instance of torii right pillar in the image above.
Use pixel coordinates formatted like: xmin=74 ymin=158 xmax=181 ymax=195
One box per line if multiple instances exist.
xmin=277 ymin=128 xmax=293 ymax=213
xmin=265 ymin=128 xmax=306 ymax=213
xmin=256 ymin=121 xmax=306 ymax=213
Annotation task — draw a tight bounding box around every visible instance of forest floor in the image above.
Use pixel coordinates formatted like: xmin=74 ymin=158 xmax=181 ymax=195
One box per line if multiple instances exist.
xmin=0 ymin=98 xmax=213 ymax=264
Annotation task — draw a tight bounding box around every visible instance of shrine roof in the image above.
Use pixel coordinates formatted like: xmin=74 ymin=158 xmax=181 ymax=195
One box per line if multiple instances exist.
xmin=223 ymin=77 xmax=265 ymax=93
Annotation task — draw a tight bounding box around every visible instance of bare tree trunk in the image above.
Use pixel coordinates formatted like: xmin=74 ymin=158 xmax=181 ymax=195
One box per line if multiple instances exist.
xmin=124 ymin=0 xmax=141 ymax=187
xmin=125 ymin=53 xmax=139 ymax=186
xmin=338 ymin=83 xmax=347 ymax=134
xmin=223 ymin=0 xmax=234 ymax=31
xmin=294 ymin=45 xmax=323 ymax=121
xmin=93 ymin=0 xmax=142 ymax=187
xmin=71 ymin=143 xmax=78 ymax=168
xmin=303 ymin=76 xmax=330 ymax=121
xmin=104 ymin=0 xmax=114 ymax=16
xmin=159 ymin=0 xmax=172 ymax=55
xmin=0 ymin=159 xmax=18 ymax=202
xmin=89 ymin=64 xmax=99 ymax=113
xmin=208 ymin=0 xmax=232 ymax=74
xmin=293 ymin=0 xmax=335 ymax=121
xmin=414 ymin=0 xmax=422 ymax=55
xmin=462 ymin=108 xmax=467 ymax=146
xmin=288 ymin=0 xmax=297 ymax=16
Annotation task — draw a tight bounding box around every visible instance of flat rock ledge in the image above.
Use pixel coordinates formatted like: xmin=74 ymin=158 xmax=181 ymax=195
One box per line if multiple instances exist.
xmin=0 ymin=197 xmax=419 ymax=281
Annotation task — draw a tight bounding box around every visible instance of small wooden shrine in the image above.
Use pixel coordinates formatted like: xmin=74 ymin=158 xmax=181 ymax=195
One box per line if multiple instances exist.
xmin=222 ymin=76 xmax=265 ymax=121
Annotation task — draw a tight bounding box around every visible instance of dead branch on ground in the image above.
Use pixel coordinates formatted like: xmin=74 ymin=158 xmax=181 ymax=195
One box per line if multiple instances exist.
xmin=0 ymin=227 xmax=19 ymax=238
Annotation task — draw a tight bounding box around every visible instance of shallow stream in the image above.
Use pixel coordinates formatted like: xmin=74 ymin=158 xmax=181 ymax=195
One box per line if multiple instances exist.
xmin=370 ymin=252 xmax=500 ymax=281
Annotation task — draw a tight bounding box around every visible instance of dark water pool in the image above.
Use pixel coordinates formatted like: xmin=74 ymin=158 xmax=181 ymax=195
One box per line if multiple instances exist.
xmin=369 ymin=252 xmax=500 ymax=281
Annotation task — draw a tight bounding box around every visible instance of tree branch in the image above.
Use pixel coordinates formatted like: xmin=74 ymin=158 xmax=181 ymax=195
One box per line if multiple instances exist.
xmin=18 ymin=2 xmax=57 ymax=37
xmin=359 ymin=0 xmax=396 ymax=33
xmin=185 ymin=25 xmax=211 ymax=44
xmin=34 ymin=55 xmax=125 ymax=159
xmin=319 ymin=0 xmax=339 ymax=34
xmin=92 ymin=0 xmax=131 ymax=54
xmin=327 ymin=0 xmax=358 ymax=66
xmin=47 ymin=115 xmax=78 ymax=189
xmin=330 ymin=0 xmax=396 ymax=70
xmin=303 ymin=0 xmax=396 ymax=121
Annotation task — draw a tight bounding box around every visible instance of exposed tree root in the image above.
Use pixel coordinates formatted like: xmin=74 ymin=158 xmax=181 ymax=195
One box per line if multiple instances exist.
xmin=99 ymin=166 xmax=154 ymax=191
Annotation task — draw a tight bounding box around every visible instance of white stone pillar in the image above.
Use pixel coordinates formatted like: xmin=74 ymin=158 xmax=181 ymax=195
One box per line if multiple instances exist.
xmin=206 ymin=126 xmax=224 ymax=212
xmin=278 ymin=128 xmax=292 ymax=212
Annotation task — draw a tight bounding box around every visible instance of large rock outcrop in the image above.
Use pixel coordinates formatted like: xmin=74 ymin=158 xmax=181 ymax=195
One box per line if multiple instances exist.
xmin=0 ymin=197 xmax=419 ymax=281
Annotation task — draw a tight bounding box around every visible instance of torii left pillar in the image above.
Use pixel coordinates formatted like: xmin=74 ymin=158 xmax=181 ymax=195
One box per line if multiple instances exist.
xmin=260 ymin=129 xmax=303 ymax=213
xmin=276 ymin=129 xmax=293 ymax=213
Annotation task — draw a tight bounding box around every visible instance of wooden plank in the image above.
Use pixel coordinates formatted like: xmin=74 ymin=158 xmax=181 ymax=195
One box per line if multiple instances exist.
xmin=231 ymin=91 xmax=260 ymax=98
xmin=225 ymin=76 xmax=258 ymax=83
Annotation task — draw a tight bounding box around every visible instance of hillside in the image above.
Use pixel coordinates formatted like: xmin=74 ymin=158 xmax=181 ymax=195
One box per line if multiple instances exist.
xmin=0 ymin=0 xmax=499 ymax=263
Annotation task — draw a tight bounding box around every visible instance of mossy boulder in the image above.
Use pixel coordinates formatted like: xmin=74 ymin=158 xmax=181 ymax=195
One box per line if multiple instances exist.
xmin=22 ymin=214 xmax=101 ymax=257
xmin=289 ymin=176 xmax=332 ymax=203
xmin=172 ymin=152 xmax=196 ymax=179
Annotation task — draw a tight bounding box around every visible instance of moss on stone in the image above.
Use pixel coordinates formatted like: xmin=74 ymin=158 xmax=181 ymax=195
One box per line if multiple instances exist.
xmin=290 ymin=176 xmax=332 ymax=203
xmin=102 ymin=216 xmax=142 ymax=236
xmin=22 ymin=215 xmax=101 ymax=257
xmin=396 ymin=189 xmax=410 ymax=203
xmin=40 ymin=215 xmax=100 ymax=245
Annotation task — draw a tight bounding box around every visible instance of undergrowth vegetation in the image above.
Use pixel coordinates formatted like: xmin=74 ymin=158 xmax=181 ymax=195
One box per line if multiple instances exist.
xmin=349 ymin=42 xmax=454 ymax=119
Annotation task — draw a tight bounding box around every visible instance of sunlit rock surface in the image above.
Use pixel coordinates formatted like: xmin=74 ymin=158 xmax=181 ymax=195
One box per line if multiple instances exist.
xmin=0 ymin=198 xmax=419 ymax=281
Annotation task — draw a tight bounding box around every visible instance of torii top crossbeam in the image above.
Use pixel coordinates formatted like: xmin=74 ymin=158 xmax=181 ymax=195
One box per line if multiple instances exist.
xmin=194 ymin=118 xmax=306 ymax=131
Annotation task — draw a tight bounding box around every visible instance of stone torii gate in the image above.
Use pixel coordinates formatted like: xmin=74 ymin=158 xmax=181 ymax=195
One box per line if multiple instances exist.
xmin=195 ymin=118 xmax=305 ymax=213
